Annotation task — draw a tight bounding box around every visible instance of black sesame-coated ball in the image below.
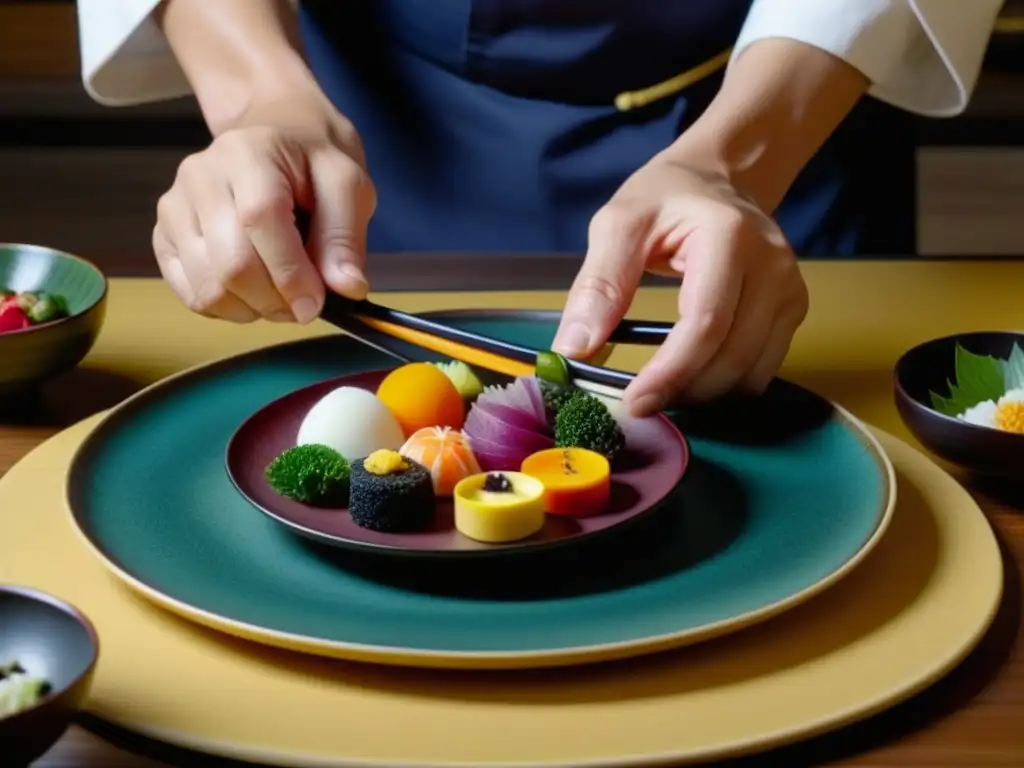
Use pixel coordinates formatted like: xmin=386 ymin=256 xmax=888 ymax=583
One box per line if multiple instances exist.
xmin=348 ymin=457 xmax=436 ymax=532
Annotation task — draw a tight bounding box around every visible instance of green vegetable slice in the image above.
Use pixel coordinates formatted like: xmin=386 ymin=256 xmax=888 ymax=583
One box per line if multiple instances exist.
xmin=535 ymin=350 xmax=570 ymax=387
xmin=27 ymin=293 xmax=67 ymax=324
xmin=434 ymin=360 xmax=484 ymax=400
xmin=0 ymin=672 xmax=51 ymax=718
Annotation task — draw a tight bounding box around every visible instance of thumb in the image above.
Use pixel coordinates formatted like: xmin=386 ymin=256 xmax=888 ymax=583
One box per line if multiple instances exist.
xmin=553 ymin=205 xmax=651 ymax=359
xmin=306 ymin=149 xmax=377 ymax=300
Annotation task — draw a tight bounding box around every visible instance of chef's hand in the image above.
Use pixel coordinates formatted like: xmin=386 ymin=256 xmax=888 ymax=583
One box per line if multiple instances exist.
xmin=552 ymin=153 xmax=809 ymax=418
xmin=152 ymin=92 xmax=375 ymax=324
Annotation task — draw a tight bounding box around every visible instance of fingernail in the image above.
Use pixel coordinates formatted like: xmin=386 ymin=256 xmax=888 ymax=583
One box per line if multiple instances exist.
xmin=329 ymin=263 xmax=368 ymax=299
xmin=552 ymin=322 xmax=592 ymax=358
xmin=291 ymin=296 xmax=320 ymax=324
xmin=630 ymin=393 xmax=664 ymax=417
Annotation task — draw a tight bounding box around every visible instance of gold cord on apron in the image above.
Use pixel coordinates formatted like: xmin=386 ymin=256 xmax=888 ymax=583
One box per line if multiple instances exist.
xmin=614 ymin=47 xmax=733 ymax=111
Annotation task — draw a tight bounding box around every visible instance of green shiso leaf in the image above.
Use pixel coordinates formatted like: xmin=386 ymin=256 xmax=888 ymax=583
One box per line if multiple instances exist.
xmin=997 ymin=342 xmax=1024 ymax=392
xmin=927 ymin=343 xmax=1006 ymax=417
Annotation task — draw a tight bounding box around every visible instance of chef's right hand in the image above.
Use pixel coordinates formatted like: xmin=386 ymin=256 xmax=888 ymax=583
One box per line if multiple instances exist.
xmin=152 ymin=92 xmax=376 ymax=324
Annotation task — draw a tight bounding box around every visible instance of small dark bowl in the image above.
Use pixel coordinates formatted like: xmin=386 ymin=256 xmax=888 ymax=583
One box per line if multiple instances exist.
xmin=0 ymin=585 xmax=99 ymax=767
xmin=0 ymin=244 xmax=107 ymax=393
xmin=894 ymin=331 xmax=1024 ymax=479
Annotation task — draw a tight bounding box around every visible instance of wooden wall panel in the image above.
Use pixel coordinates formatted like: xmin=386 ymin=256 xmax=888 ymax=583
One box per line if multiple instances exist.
xmin=917 ymin=148 xmax=1024 ymax=256
xmin=0 ymin=3 xmax=79 ymax=78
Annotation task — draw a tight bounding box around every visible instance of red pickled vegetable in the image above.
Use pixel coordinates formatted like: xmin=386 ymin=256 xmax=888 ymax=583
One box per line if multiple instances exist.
xmin=462 ymin=377 xmax=556 ymax=470
xmin=474 ymin=399 xmax=545 ymax=433
xmin=464 ymin=407 xmax=553 ymax=452
xmin=0 ymin=302 xmax=30 ymax=334
xmin=520 ymin=376 xmax=547 ymax=423
xmin=472 ymin=448 xmax=531 ymax=472
xmin=478 ymin=378 xmax=549 ymax=429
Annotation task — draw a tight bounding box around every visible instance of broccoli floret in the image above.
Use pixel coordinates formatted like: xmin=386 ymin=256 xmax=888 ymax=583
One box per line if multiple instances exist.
xmin=553 ymin=391 xmax=625 ymax=462
xmin=540 ymin=379 xmax=578 ymax=414
xmin=265 ymin=444 xmax=350 ymax=507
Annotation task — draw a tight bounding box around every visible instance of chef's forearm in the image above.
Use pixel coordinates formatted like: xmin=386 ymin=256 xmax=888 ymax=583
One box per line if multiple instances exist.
xmin=155 ymin=0 xmax=321 ymax=135
xmin=664 ymin=37 xmax=870 ymax=213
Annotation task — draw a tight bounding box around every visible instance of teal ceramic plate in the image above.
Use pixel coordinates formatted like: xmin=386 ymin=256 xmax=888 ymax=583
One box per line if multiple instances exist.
xmin=66 ymin=311 xmax=896 ymax=669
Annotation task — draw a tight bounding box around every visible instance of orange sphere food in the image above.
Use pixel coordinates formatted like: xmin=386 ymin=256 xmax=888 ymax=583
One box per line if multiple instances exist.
xmin=376 ymin=362 xmax=466 ymax=437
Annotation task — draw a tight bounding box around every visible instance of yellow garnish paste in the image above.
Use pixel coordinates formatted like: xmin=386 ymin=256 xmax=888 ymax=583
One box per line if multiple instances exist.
xmin=364 ymin=449 xmax=408 ymax=476
xmin=995 ymin=402 xmax=1024 ymax=433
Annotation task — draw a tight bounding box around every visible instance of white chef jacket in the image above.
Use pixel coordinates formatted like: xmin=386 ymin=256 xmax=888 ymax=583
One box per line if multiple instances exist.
xmin=77 ymin=0 xmax=1004 ymax=117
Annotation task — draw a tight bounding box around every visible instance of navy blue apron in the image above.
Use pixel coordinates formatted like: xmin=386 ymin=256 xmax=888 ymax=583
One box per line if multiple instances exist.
xmin=297 ymin=0 xmax=916 ymax=256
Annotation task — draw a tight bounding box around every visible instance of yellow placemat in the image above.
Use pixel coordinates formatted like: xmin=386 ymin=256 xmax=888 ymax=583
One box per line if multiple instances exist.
xmin=0 ymin=414 xmax=1002 ymax=767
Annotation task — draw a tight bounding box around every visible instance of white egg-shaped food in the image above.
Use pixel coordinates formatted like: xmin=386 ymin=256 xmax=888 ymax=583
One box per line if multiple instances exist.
xmin=296 ymin=386 xmax=405 ymax=459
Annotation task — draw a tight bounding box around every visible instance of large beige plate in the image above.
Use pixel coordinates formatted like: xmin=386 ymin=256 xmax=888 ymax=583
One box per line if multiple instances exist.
xmin=0 ymin=415 xmax=1003 ymax=767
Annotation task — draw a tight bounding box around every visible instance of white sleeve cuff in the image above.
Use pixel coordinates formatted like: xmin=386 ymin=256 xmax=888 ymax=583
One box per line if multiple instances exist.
xmin=731 ymin=0 xmax=1004 ymax=117
xmin=77 ymin=0 xmax=192 ymax=106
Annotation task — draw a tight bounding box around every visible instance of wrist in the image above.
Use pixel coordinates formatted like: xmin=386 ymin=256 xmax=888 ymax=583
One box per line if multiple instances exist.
xmin=661 ymin=121 xmax=785 ymax=215
xmin=157 ymin=0 xmax=324 ymax=136
xmin=662 ymin=38 xmax=869 ymax=212
xmin=212 ymin=60 xmax=327 ymax=134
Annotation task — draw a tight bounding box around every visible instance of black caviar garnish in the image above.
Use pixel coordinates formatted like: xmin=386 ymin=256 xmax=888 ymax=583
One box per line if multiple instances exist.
xmin=482 ymin=472 xmax=513 ymax=492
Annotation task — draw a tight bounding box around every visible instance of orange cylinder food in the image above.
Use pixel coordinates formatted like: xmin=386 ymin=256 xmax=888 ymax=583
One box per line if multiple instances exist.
xmin=520 ymin=447 xmax=611 ymax=517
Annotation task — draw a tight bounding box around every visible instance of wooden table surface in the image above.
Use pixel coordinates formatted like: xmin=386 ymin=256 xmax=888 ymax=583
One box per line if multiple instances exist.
xmin=4 ymin=263 xmax=1023 ymax=767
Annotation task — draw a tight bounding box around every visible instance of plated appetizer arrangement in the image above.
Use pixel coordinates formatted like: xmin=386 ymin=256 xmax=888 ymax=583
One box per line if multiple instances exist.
xmin=260 ymin=356 xmax=632 ymax=544
xmin=0 ymin=287 xmax=70 ymax=335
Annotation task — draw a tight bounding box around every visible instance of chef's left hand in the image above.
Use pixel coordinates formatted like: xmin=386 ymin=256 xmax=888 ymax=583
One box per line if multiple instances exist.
xmin=552 ymin=152 xmax=809 ymax=418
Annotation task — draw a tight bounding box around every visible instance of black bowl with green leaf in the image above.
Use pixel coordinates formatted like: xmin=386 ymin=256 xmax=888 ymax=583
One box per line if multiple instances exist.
xmin=0 ymin=244 xmax=107 ymax=392
xmin=894 ymin=331 xmax=1024 ymax=479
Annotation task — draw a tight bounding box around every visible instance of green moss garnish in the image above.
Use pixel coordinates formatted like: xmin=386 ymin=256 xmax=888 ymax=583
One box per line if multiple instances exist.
xmin=265 ymin=444 xmax=350 ymax=507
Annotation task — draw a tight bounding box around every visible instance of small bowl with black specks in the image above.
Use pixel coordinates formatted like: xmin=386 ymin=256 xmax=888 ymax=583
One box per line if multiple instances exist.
xmin=0 ymin=243 xmax=107 ymax=394
xmin=0 ymin=585 xmax=99 ymax=768
xmin=893 ymin=330 xmax=1024 ymax=480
